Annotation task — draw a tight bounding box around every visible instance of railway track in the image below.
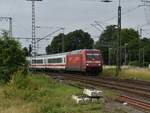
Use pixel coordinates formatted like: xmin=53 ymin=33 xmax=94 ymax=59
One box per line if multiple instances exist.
xmin=117 ymin=95 xmax=150 ymax=111
xmin=100 ymin=77 xmax=150 ymax=87
xmin=36 ymin=72 xmax=150 ymax=111
xmin=48 ymin=73 xmax=150 ymax=98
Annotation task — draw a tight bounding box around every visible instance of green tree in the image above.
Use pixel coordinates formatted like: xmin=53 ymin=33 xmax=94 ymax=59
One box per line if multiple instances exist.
xmin=0 ymin=32 xmax=27 ymax=83
xmin=121 ymin=28 xmax=140 ymax=63
xmin=46 ymin=33 xmax=65 ymax=54
xmin=139 ymin=38 xmax=150 ymax=66
xmin=46 ymin=30 xmax=94 ymax=54
xmin=94 ymin=25 xmax=140 ymax=65
xmin=23 ymin=47 xmax=29 ymax=56
xmin=98 ymin=25 xmax=118 ymax=43
xmin=65 ymin=30 xmax=94 ymax=51
xmin=94 ymin=25 xmax=118 ymax=64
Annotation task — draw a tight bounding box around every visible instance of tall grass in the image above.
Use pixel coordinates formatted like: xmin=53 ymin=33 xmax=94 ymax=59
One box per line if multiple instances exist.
xmin=120 ymin=68 xmax=150 ymax=81
xmin=102 ymin=67 xmax=150 ymax=81
xmin=0 ymin=72 xmax=110 ymax=113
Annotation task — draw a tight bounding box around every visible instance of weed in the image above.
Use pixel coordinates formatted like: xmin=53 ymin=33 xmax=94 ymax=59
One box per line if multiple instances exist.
xmin=9 ymin=70 xmax=29 ymax=89
xmin=0 ymin=74 xmax=112 ymax=113
xmin=102 ymin=67 xmax=150 ymax=81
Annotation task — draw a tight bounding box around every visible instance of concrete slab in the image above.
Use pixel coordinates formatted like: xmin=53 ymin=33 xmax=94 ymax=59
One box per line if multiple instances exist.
xmin=72 ymin=95 xmax=90 ymax=104
xmin=83 ymin=89 xmax=103 ymax=97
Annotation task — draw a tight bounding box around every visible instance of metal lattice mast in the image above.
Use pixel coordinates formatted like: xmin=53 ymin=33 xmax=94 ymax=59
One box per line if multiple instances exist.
xmin=32 ymin=1 xmax=36 ymax=56
xmin=27 ymin=0 xmax=42 ymax=56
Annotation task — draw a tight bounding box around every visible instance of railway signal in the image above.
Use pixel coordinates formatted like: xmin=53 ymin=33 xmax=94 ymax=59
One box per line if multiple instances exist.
xmin=29 ymin=44 xmax=32 ymax=56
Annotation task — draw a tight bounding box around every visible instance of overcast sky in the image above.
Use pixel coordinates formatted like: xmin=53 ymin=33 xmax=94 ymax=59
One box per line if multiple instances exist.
xmin=0 ymin=0 xmax=150 ymax=53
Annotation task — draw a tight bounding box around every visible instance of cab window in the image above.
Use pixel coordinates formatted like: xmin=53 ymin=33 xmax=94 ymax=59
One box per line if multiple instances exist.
xmin=86 ymin=54 xmax=100 ymax=60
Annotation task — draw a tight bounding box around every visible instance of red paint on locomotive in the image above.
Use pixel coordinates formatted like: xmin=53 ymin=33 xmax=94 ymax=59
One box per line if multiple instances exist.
xmin=66 ymin=49 xmax=103 ymax=73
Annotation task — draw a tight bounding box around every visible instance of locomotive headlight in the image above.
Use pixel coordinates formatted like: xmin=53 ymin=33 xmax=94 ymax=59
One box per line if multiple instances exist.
xmin=86 ymin=64 xmax=89 ymax=66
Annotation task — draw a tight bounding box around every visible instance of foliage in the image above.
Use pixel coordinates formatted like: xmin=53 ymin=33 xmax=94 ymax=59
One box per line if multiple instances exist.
xmin=23 ymin=44 xmax=32 ymax=57
xmin=102 ymin=67 xmax=150 ymax=81
xmin=0 ymin=31 xmax=27 ymax=83
xmin=9 ymin=70 xmax=29 ymax=89
xmin=23 ymin=47 xmax=29 ymax=57
xmin=139 ymin=38 xmax=150 ymax=66
xmin=128 ymin=61 xmax=139 ymax=66
xmin=121 ymin=28 xmax=140 ymax=62
xmin=65 ymin=30 xmax=94 ymax=51
xmin=94 ymin=25 xmax=118 ymax=65
xmin=98 ymin=25 xmax=118 ymax=43
xmin=94 ymin=25 xmax=150 ymax=66
xmin=46 ymin=30 xmax=94 ymax=54
xmin=46 ymin=33 xmax=65 ymax=54
xmin=0 ymin=75 xmax=110 ymax=113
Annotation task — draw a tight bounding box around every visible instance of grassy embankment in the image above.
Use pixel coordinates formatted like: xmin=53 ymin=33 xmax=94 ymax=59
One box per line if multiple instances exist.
xmin=102 ymin=66 xmax=150 ymax=81
xmin=0 ymin=72 xmax=111 ymax=113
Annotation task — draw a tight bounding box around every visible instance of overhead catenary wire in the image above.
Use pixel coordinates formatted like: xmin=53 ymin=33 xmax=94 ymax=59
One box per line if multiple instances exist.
xmin=81 ymin=5 xmax=141 ymax=34
xmin=94 ymin=21 xmax=105 ymax=30
xmin=36 ymin=28 xmax=64 ymax=43
xmin=91 ymin=24 xmax=102 ymax=31
xmin=100 ymin=5 xmax=140 ymax=23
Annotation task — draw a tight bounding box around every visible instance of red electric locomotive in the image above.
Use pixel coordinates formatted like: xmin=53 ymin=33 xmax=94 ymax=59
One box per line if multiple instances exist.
xmin=66 ymin=49 xmax=103 ymax=74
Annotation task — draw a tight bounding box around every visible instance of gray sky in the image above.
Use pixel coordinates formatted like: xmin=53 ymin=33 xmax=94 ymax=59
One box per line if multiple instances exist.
xmin=0 ymin=0 xmax=150 ymax=53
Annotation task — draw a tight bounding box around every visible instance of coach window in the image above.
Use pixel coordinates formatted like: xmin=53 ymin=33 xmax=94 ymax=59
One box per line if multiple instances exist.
xmin=57 ymin=58 xmax=62 ymax=63
xmin=36 ymin=60 xmax=43 ymax=64
xmin=48 ymin=59 xmax=52 ymax=63
xmin=32 ymin=59 xmax=43 ymax=64
xmin=48 ymin=58 xmax=62 ymax=63
xmin=32 ymin=60 xmax=36 ymax=64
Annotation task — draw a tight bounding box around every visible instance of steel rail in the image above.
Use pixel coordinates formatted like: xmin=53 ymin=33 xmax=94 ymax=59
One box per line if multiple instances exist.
xmin=47 ymin=73 xmax=150 ymax=111
xmin=117 ymin=95 xmax=150 ymax=110
xmin=47 ymin=73 xmax=150 ymax=98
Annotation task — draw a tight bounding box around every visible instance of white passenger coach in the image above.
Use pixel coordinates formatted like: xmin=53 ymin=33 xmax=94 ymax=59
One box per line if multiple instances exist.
xmin=27 ymin=52 xmax=68 ymax=70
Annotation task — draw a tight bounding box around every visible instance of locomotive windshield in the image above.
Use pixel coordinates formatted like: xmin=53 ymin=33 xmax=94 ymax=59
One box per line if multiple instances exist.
xmin=86 ymin=54 xmax=100 ymax=60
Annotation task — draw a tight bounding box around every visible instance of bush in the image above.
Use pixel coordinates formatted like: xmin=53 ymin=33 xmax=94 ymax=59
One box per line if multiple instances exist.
xmin=143 ymin=62 xmax=150 ymax=67
xmin=0 ymin=32 xmax=27 ymax=83
xmin=128 ymin=61 xmax=139 ymax=66
xmin=129 ymin=61 xmax=150 ymax=67
xmin=9 ymin=70 xmax=29 ymax=89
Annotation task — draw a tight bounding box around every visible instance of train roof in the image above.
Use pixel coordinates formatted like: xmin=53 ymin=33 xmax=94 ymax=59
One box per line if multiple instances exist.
xmin=27 ymin=52 xmax=68 ymax=59
xmin=26 ymin=49 xmax=100 ymax=59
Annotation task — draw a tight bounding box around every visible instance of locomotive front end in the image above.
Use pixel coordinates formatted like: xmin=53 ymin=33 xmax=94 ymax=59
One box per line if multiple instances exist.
xmin=85 ymin=50 xmax=103 ymax=74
